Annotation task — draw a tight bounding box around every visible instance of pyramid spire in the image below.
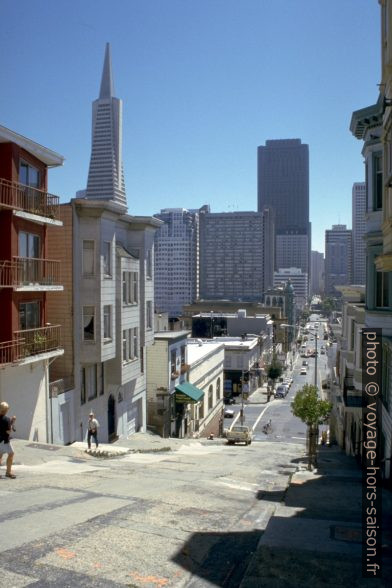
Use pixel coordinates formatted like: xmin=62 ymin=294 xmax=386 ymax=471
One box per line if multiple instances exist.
xmin=99 ymin=43 xmax=114 ymax=99
xmin=85 ymin=44 xmax=127 ymax=208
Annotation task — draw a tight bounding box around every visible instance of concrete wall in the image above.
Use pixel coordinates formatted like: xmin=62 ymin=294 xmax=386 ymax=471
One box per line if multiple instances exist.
xmin=0 ymin=359 xmax=48 ymax=442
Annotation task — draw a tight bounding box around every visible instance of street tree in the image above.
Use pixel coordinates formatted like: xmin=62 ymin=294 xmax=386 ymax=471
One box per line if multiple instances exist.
xmin=291 ymin=384 xmax=332 ymax=470
xmin=267 ymin=359 xmax=283 ymax=389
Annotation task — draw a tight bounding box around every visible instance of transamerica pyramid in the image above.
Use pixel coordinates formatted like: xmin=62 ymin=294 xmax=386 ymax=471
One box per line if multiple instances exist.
xmin=85 ymin=43 xmax=127 ymax=208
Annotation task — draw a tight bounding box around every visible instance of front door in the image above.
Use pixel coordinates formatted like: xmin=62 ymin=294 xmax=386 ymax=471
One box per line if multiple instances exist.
xmin=108 ymin=394 xmax=116 ymax=441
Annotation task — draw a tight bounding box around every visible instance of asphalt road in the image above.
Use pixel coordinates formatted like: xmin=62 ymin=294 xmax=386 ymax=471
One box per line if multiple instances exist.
xmin=224 ymin=315 xmax=332 ymax=444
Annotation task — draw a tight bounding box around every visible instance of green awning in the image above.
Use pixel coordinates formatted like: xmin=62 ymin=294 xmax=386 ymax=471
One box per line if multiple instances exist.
xmin=175 ymin=382 xmax=204 ymax=404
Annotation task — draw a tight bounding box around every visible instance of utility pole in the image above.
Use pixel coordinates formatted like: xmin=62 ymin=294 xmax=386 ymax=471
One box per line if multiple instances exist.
xmin=240 ymin=368 xmax=244 ymax=425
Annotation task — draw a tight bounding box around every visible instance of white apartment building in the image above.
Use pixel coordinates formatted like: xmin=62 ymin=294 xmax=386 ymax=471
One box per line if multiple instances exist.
xmin=147 ymin=332 xmax=224 ymax=438
xmin=274 ymin=267 xmax=308 ymax=310
xmin=352 ymin=182 xmax=366 ymax=285
xmin=154 ymin=207 xmax=206 ymax=317
xmin=47 ymin=44 xmax=161 ymax=444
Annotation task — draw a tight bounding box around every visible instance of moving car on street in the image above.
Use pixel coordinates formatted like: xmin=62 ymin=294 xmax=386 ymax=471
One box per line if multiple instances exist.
xmin=224 ymin=408 xmax=235 ymax=418
xmin=226 ymin=425 xmax=253 ymax=445
xmin=300 ymin=367 xmax=307 ymax=375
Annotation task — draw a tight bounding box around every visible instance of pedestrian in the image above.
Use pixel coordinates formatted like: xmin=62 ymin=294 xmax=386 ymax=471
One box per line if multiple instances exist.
xmin=0 ymin=401 xmax=16 ymax=479
xmin=87 ymin=412 xmax=99 ymax=450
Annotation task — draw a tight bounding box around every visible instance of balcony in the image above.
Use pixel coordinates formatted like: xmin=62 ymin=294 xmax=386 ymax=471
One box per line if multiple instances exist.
xmin=0 ymin=257 xmax=62 ymax=290
xmin=0 ymin=178 xmax=61 ymax=224
xmin=0 ymin=325 xmax=62 ymax=365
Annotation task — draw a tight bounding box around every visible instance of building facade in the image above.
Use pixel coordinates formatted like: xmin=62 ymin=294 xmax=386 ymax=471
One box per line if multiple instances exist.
xmin=47 ymin=44 xmax=161 ymax=445
xmin=311 ymin=250 xmax=324 ymax=295
xmin=199 ymin=210 xmax=274 ymax=301
xmin=0 ymin=125 xmax=64 ymax=442
xmin=153 ymin=207 xmax=205 ymax=317
xmin=273 ymin=268 xmax=308 ymax=310
xmin=352 ymin=182 xmax=366 ymax=285
xmin=324 ymin=225 xmax=353 ymax=295
xmin=257 ymin=138 xmax=310 ymax=286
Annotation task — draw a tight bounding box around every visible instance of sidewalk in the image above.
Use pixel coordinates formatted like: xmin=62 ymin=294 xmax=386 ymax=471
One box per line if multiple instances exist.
xmin=240 ymin=445 xmax=392 ymax=587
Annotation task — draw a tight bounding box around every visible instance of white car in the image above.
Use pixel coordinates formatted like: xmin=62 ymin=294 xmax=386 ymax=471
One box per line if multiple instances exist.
xmin=300 ymin=367 xmax=307 ymax=375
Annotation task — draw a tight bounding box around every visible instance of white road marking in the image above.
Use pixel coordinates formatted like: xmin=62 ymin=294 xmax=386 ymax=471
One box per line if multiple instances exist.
xmin=251 ymin=404 xmax=272 ymax=432
xmin=292 ymin=436 xmax=305 ymax=440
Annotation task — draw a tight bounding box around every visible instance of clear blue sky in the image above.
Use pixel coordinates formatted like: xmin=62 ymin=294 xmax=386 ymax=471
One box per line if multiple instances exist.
xmin=1 ymin=0 xmax=380 ymax=253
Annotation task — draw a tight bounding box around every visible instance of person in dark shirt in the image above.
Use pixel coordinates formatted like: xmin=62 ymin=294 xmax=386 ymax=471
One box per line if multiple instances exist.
xmin=0 ymin=401 xmax=16 ymax=479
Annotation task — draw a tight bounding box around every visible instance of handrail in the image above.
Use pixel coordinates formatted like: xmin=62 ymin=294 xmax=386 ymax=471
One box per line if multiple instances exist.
xmin=0 ymin=257 xmax=61 ymax=287
xmin=0 ymin=178 xmax=60 ymax=221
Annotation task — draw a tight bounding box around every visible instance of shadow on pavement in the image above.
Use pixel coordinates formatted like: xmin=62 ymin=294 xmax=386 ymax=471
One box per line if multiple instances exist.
xmin=172 ymin=446 xmax=392 ymax=587
xmin=171 ymin=530 xmax=262 ymax=588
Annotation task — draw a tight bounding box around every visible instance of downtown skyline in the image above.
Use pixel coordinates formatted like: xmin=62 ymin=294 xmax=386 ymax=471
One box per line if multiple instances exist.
xmin=0 ymin=0 xmax=380 ymax=252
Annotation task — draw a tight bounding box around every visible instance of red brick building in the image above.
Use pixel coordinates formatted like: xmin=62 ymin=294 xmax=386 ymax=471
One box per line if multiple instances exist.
xmin=0 ymin=125 xmax=64 ymax=441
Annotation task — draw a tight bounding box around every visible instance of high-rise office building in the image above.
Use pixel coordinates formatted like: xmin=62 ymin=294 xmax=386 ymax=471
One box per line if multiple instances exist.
xmin=257 ymin=139 xmax=310 ymax=288
xmin=274 ymin=267 xmax=308 ymax=310
xmin=325 ymin=225 xmax=353 ymax=295
xmin=199 ymin=210 xmax=274 ymax=301
xmin=311 ymin=251 xmax=324 ymax=295
xmin=154 ymin=207 xmax=206 ymax=317
xmin=352 ymin=182 xmax=366 ymax=285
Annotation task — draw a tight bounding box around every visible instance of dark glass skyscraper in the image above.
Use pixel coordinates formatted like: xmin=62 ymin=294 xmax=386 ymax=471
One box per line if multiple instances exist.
xmin=257 ymin=139 xmax=310 ymax=280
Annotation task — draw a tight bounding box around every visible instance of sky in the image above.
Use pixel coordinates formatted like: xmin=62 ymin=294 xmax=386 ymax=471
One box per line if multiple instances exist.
xmin=0 ymin=0 xmax=381 ymax=253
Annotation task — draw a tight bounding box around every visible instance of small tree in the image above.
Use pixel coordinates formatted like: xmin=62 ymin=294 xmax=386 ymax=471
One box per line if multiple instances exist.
xmin=291 ymin=384 xmax=332 ymax=470
xmin=267 ymin=359 xmax=283 ymax=389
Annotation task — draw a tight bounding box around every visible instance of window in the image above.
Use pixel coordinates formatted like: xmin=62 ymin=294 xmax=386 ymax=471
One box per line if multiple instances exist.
xmin=103 ymin=305 xmax=112 ymax=340
xmin=375 ymin=271 xmax=390 ymax=308
xmin=19 ymin=161 xmax=40 ymax=188
xmin=19 ymin=301 xmax=40 ymax=330
xmin=180 ymin=346 xmax=186 ymax=366
xmin=103 ymin=241 xmax=112 ymax=276
xmin=122 ymin=328 xmax=138 ymax=362
xmin=146 ymin=300 xmax=153 ymax=329
xmin=171 ymin=349 xmax=177 ymax=374
xmin=99 ymin=363 xmax=104 ymax=396
xmin=216 ymin=378 xmax=221 ymax=400
xmin=146 ymin=248 xmax=152 ymax=278
xmin=81 ymin=368 xmax=86 ymax=405
xmin=199 ymin=401 xmax=204 ymax=420
xmin=122 ymin=271 xmax=138 ymax=304
xmin=140 ymin=346 xmax=144 ymax=373
xmin=83 ymin=240 xmax=95 ymax=276
xmin=373 ymin=152 xmax=383 ymax=210
xmin=82 ymin=365 xmax=98 ymax=400
xmin=208 ymin=385 xmax=213 ymax=410
xmin=19 ymin=232 xmax=40 ymax=258
xmin=83 ymin=306 xmax=95 ymax=341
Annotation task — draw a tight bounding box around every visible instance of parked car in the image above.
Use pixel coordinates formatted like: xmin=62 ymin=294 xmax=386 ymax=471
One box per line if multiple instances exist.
xmin=300 ymin=367 xmax=307 ymax=375
xmin=224 ymin=408 xmax=235 ymax=418
xmin=275 ymin=384 xmax=288 ymax=398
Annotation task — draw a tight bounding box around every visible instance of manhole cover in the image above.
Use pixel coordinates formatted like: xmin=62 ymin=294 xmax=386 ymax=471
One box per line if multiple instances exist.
xmin=331 ymin=525 xmax=362 ymax=543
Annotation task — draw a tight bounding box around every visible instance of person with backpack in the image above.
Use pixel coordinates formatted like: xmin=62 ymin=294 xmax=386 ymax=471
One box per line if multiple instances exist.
xmin=0 ymin=402 xmax=16 ymax=479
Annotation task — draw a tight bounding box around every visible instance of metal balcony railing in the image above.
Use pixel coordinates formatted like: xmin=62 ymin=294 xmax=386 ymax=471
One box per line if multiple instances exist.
xmin=14 ymin=325 xmax=61 ymax=361
xmin=0 ymin=257 xmax=61 ymax=287
xmin=0 ymin=178 xmax=60 ymax=221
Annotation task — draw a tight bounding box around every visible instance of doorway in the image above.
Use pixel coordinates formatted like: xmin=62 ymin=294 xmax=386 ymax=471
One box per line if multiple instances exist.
xmin=108 ymin=394 xmax=116 ymax=441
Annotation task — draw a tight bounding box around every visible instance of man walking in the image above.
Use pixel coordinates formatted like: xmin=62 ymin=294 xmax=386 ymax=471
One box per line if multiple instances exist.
xmin=0 ymin=402 xmax=16 ymax=479
xmin=87 ymin=412 xmax=100 ymax=450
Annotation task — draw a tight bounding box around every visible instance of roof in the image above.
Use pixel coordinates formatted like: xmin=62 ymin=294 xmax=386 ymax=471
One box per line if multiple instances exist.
xmin=175 ymin=382 xmax=204 ymax=403
xmin=350 ymin=97 xmax=383 ymax=140
xmin=0 ymin=125 xmax=64 ymax=167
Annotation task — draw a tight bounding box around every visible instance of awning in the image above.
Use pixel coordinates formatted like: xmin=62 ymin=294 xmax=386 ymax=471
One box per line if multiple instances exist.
xmin=175 ymin=382 xmax=204 ymax=404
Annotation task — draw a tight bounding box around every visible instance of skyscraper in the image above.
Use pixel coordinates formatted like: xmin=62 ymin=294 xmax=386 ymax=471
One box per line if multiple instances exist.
xmin=352 ymin=182 xmax=366 ymax=285
xmin=257 ymin=139 xmax=310 ymax=282
xmin=325 ymin=225 xmax=353 ymax=295
xmin=199 ymin=210 xmax=274 ymax=301
xmin=85 ymin=43 xmax=126 ymax=207
xmin=154 ymin=207 xmax=205 ymax=317
xmin=311 ymin=251 xmax=324 ymax=295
